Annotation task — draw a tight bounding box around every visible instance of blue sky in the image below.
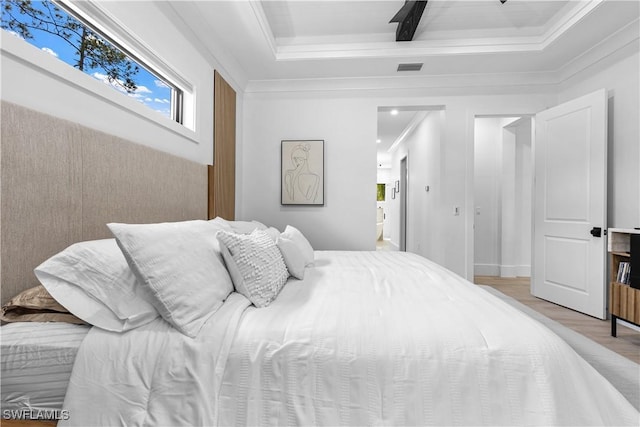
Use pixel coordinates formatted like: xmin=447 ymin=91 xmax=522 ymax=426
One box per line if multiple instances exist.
xmin=2 ymin=0 xmax=172 ymax=118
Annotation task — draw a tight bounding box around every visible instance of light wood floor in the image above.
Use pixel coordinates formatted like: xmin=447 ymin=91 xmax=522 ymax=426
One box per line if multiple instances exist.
xmin=474 ymin=276 xmax=640 ymax=364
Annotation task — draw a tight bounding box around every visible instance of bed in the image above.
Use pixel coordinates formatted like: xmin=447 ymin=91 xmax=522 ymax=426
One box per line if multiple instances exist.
xmin=0 ymin=100 xmax=207 ymax=425
xmin=1 ymin=102 xmax=639 ymax=426
xmin=1 ymin=322 xmax=90 ymax=419
xmin=51 ymin=244 xmax=635 ymax=426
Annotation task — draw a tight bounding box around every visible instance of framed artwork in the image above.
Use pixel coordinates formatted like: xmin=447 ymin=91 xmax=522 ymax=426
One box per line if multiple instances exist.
xmin=281 ymin=140 xmax=324 ymax=205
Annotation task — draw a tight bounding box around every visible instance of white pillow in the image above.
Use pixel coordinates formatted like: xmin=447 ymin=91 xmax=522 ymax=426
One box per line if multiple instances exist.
xmin=264 ymin=227 xmax=281 ymax=241
xmin=276 ymin=225 xmax=314 ymax=279
xmin=108 ymin=220 xmax=233 ymax=338
xmin=210 ymin=217 xmax=267 ymax=234
xmin=34 ymin=239 xmax=158 ymax=332
xmin=217 ymin=229 xmax=289 ymax=308
xmin=276 ymin=238 xmax=307 ymax=280
xmin=208 ymin=217 xmax=233 ymax=232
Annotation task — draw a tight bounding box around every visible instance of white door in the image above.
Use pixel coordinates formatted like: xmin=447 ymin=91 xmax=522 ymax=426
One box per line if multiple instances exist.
xmin=532 ymin=89 xmax=608 ymax=319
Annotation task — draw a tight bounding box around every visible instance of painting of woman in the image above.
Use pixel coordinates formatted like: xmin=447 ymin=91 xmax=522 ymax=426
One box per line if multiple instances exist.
xmin=282 ymin=140 xmax=324 ymax=205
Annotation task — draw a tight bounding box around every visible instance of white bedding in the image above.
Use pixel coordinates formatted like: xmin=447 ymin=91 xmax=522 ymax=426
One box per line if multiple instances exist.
xmin=61 ymin=251 xmax=640 ymax=426
xmin=1 ymin=322 xmax=90 ymax=415
xmin=61 ymin=292 xmax=250 ymax=426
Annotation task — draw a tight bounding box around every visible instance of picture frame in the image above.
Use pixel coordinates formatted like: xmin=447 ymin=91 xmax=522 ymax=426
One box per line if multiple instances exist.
xmin=281 ymin=139 xmax=324 ymax=205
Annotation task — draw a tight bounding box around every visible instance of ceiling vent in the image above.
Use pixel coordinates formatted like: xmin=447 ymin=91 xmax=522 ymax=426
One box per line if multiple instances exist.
xmin=397 ymin=63 xmax=423 ymax=72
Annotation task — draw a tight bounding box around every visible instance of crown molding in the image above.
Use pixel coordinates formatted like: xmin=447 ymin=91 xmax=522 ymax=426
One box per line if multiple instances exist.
xmin=259 ymin=0 xmax=604 ymax=61
xmin=275 ymin=37 xmax=544 ymax=61
xmin=244 ymin=10 xmax=638 ymax=96
xmin=155 ymin=1 xmax=248 ymax=93
xmin=388 ymin=111 xmax=430 ymax=153
xmin=244 ymin=70 xmax=558 ymax=95
xmin=248 ymin=0 xmax=278 ymax=58
xmin=557 ymin=17 xmax=639 ymax=84
xmin=538 ymin=0 xmax=603 ymax=50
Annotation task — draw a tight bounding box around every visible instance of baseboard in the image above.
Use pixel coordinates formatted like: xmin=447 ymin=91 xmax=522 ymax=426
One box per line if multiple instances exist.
xmin=474 ymin=264 xmax=500 ymax=276
xmin=500 ymin=265 xmax=531 ymax=278
xmin=500 ymin=265 xmax=518 ymax=278
xmin=517 ymin=265 xmax=531 ymax=277
xmin=476 ymin=264 xmax=530 ymax=277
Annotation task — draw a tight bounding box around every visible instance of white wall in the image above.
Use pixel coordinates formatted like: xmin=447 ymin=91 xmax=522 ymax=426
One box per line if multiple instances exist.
xmin=239 ymin=44 xmax=637 ymax=280
xmin=502 ymin=118 xmax=532 ymax=277
xmin=474 ymin=117 xmax=532 ymax=277
xmin=241 ymin=95 xmax=377 ymax=250
xmin=388 ymin=111 xmax=444 ymax=263
xmin=0 ymin=2 xmax=234 ymax=167
xmin=514 ymin=119 xmax=533 ymax=274
xmin=241 ymin=92 xmax=553 ymax=277
xmin=4 ymin=2 xmax=635 ymax=279
xmin=474 ymin=118 xmax=504 ymax=275
xmin=558 ymin=49 xmax=640 ymax=229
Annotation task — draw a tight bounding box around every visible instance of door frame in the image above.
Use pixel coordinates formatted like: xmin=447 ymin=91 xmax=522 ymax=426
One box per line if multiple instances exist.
xmin=466 ymin=113 xmax=536 ymax=281
xmin=471 ymin=116 xmax=534 ymax=278
xmin=400 ymin=155 xmax=408 ymax=251
xmin=466 ymin=91 xmax=608 ymax=320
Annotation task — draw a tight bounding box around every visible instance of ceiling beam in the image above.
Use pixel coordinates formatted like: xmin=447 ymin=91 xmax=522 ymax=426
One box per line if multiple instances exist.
xmin=389 ymin=1 xmax=428 ymax=42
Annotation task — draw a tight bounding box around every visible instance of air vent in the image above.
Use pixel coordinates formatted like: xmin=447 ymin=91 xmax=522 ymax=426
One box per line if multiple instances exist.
xmin=397 ymin=63 xmax=423 ymax=72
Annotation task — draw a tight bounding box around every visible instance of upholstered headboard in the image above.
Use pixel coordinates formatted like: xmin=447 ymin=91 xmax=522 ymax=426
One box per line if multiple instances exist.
xmin=1 ymin=102 xmax=208 ymax=305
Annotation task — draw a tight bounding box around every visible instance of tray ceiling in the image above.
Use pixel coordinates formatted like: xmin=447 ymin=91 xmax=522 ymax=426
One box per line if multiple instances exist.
xmin=167 ymin=0 xmax=639 ymax=86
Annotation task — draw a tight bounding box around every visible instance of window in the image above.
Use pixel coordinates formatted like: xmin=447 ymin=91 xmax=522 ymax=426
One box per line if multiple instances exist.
xmin=1 ymin=0 xmax=183 ymax=123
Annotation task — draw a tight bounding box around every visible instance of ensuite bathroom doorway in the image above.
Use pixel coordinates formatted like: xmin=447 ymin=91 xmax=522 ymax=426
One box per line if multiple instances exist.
xmin=376 ymin=105 xmax=444 ymax=253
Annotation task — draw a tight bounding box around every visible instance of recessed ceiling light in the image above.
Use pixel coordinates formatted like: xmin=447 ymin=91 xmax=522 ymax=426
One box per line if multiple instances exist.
xmin=376 ymin=139 xmax=381 ymax=143
xmin=390 ymin=109 xmax=399 ymax=116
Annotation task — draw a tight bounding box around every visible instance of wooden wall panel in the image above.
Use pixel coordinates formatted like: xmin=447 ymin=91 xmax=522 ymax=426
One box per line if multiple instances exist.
xmin=209 ymin=71 xmax=236 ymax=220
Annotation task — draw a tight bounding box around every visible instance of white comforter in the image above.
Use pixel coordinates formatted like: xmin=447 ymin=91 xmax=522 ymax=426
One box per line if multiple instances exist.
xmin=61 ymin=251 xmax=639 ymax=426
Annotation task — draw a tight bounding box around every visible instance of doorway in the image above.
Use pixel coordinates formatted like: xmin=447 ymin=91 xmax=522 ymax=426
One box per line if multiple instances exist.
xmin=473 ymin=116 xmax=533 ymax=278
xmin=471 ymin=90 xmax=608 ymax=319
xmin=400 ymin=155 xmax=408 ymax=251
xmin=375 ymin=106 xmax=425 ymax=252
xmin=376 ymin=106 xmax=444 ymax=254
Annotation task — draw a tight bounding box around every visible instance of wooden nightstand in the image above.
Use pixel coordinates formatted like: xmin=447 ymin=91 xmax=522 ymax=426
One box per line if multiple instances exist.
xmin=608 ymin=228 xmax=640 ymax=336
